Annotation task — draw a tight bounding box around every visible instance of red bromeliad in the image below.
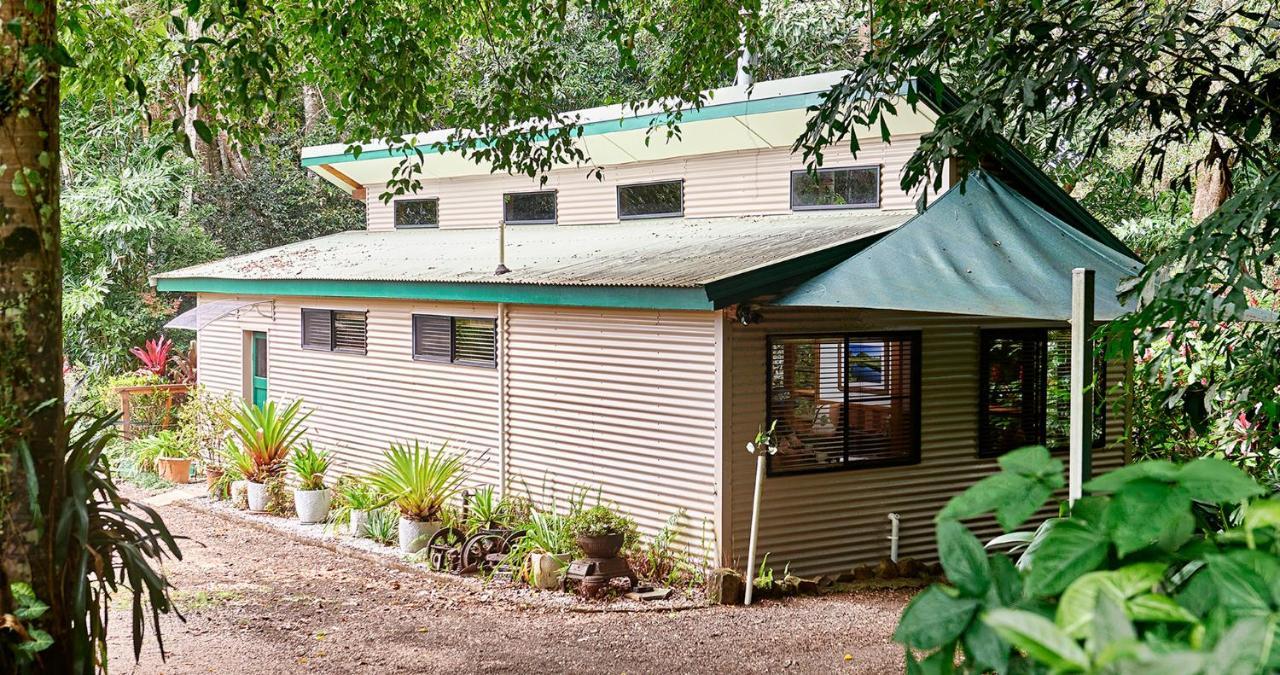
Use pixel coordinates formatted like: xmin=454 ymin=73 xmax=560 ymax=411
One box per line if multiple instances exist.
xmin=130 ymin=336 xmax=173 ymax=377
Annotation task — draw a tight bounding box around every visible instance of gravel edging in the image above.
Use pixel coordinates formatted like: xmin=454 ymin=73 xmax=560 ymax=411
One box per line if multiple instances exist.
xmin=172 ymin=494 xmax=711 ymax=614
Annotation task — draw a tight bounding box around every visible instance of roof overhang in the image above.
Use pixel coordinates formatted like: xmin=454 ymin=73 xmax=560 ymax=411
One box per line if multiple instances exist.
xmin=775 ymin=172 xmax=1143 ymax=321
xmin=300 ymin=72 xmax=937 ymax=193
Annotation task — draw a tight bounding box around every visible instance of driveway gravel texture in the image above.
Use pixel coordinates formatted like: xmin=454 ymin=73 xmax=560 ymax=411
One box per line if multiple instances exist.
xmin=106 ymin=490 xmax=913 ymax=674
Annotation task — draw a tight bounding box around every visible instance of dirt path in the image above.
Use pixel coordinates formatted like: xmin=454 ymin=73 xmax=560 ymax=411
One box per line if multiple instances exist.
xmin=107 ymin=493 xmax=911 ymax=674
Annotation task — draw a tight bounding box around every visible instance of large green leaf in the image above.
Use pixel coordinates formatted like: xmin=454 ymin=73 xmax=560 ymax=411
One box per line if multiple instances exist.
xmin=1126 ymin=594 xmax=1200 ymax=624
xmin=986 ymin=553 xmax=1024 ymax=607
xmin=963 ymin=617 xmax=1009 ymax=674
xmin=983 ymin=609 xmax=1090 ymax=673
xmin=1175 ymin=458 xmax=1265 ymax=504
xmin=1103 ymin=479 xmax=1194 ymax=556
xmin=937 ymin=521 xmax=991 ymax=597
xmin=1090 ymin=592 xmax=1136 ymax=653
xmin=1206 ymin=617 xmax=1270 ymax=675
xmin=997 ymin=445 xmax=1062 ymax=481
xmin=1022 ymin=520 xmax=1109 ymax=597
xmin=1205 ymin=553 xmax=1273 ymax=617
xmin=937 ymin=471 xmax=1054 ymax=532
xmin=893 ymin=586 xmax=980 ymax=650
xmin=1084 ymin=460 xmax=1180 ymax=493
xmin=1057 ymin=562 xmax=1166 ymax=637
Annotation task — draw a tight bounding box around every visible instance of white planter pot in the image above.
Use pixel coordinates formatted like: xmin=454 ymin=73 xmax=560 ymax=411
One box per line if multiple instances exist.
xmin=245 ymin=481 xmax=269 ymax=512
xmin=294 ymin=488 xmax=332 ymax=524
xmin=398 ymin=518 xmax=440 ymax=554
xmin=530 ymin=552 xmax=572 ymax=590
xmin=349 ymin=509 xmax=369 ymax=537
xmin=231 ymin=480 xmax=249 ymax=507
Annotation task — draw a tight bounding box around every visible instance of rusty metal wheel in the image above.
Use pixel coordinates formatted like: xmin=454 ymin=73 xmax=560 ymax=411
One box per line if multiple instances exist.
xmin=461 ymin=532 xmax=506 ymax=573
xmin=424 ymin=527 xmax=466 ymax=572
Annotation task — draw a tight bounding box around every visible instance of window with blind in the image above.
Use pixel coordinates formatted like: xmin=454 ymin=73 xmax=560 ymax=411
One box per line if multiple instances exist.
xmin=979 ymin=329 xmax=1106 ymax=458
xmin=766 ymin=332 xmax=920 ymax=475
xmin=412 ymin=314 xmax=497 ymax=368
xmin=394 ymin=198 xmax=439 ymax=228
xmin=301 ymin=309 xmax=367 ymax=354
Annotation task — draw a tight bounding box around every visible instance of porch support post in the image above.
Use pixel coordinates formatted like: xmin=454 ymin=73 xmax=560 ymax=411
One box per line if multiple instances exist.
xmin=1069 ymin=268 xmax=1095 ymax=505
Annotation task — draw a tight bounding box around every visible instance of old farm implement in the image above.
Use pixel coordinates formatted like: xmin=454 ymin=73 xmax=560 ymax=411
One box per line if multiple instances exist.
xmin=424 ymin=488 xmax=525 ymax=576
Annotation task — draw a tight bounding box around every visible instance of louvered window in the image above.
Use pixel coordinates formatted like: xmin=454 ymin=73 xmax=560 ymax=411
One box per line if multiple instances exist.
xmin=979 ymin=329 xmax=1106 ymax=458
xmin=300 ymin=309 xmax=367 ymax=354
xmin=412 ymin=314 xmax=497 ymax=368
xmin=766 ymin=332 xmax=920 ymax=475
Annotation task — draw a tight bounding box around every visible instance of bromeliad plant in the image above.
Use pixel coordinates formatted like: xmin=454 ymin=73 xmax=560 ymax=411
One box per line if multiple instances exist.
xmin=288 ymin=442 xmax=333 ymax=491
xmin=222 ymin=399 xmax=310 ymax=482
xmin=129 ymin=336 xmax=173 ymax=378
xmin=368 ymin=440 xmax=467 ymax=522
xmin=892 ymin=445 xmax=1278 ymax=674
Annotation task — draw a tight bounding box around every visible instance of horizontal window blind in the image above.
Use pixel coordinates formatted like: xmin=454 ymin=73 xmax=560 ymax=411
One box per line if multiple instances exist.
xmin=301 ymin=309 xmax=333 ymax=350
xmin=332 ymin=311 xmax=368 ymax=353
xmin=412 ymin=314 xmax=452 ymax=362
xmin=412 ymin=314 xmax=496 ymax=368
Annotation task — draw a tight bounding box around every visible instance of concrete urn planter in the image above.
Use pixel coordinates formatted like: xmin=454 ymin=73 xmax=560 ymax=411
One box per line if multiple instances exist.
xmin=530 ymin=552 xmax=572 ymax=590
xmin=349 ymin=509 xmax=369 ymax=537
xmin=294 ymin=488 xmax=332 ymax=524
xmin=245 ymin=481 xmax=269 ymax=512
xmin=398 ymin=518 xmax=440 ymax=554
xmin=230 ymin=480 xmax=249 ymax=507
xmin=156 ymin=457 xmax=192 ymax=484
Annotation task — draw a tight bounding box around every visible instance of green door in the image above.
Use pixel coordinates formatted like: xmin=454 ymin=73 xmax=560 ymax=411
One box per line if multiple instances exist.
xmin=251 ymin=332 xmax=268 ymax=408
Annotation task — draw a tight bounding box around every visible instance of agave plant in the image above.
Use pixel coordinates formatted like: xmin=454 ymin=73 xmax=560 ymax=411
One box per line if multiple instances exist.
xmin=289 ymin=442 xmax=333 ymax=491
xmin=129 ymin=336 xmax=173 ymax=377
xmin=222 ymin=399 xmax=310 ymax=482
xmin=368 ymin=440 xmax=467 ymax=522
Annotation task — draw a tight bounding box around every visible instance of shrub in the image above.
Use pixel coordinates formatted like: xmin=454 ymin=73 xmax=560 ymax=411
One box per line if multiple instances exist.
xmin=569 ymin=503 xmax=638 ymax=544
xmin=364 ymin=508 xmax=399 ymax=546
xmin=175 ymin=385 xmax=235 ymax=468
xmin=367 ymin=440 xmax=467 ymax=522
xmin=629 ymin=509 xmax=703 ymax=587
xmin=289 ymin=442 xmax=333 ymax=491
xmin=892 ymin=445 xmax=1278 ymax=673
xmin=329 ymin=476 xmax=380 ymax=532
xmin=122 ymin=431 xmax=189 ymax=474
xmin=222 ymin=399 xmax=310 ymax=482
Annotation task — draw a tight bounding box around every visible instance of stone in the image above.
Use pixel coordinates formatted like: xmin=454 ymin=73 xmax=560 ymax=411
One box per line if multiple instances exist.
xmin=816 ymin=575 xmax=836 ymax=590
xmin=797 ymin=577 xmax=820 ymax=594
xmin=708 ymin=567 xmax=743 ymax=605
xmin=836 ymin=571 xmax=857 ymax=583
xmin=926 ymin=562 xmax=945 ymax=578
xmin=624 ymin=588 xmax=672 ymax=602
xmin=852 ymin=565 xmax=875 ymax=581
xmin=875 ymin=558 xmax=900 ymax=579
xmin=897 ymin=557 xmax=926 ymax=578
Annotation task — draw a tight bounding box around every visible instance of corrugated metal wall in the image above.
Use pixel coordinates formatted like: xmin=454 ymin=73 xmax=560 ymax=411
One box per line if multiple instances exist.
xmin=725 ymin=307 xmax=1128 ymax=577
xmin=195 ymin=294 xmax=502 ymax=485
xmin=503 ymin=306 xmax=720 ymax=557
xmin=364 ymin=137 xmax=923 ymax=231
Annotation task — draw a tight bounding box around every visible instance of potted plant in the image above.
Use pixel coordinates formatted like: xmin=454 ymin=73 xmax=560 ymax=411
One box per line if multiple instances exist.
xmin=332 ymin=477 xmax=380 ymax=537
xmin=289 ymin=442 xmax=334 ymax=524
xmin=147 ymin=431 xmax=195 ymax=484
xmin=175 ymin=385 xmax=235 ymax=493
xmin=222 ymin=399 xmax=310 ymax=512
xmin=368 ymin=440 xmax=467 ymax=553
xmin=219 ymin=440 xmax=255 ymax=505
xmin=570 ymin=504 xmax=637 ymax=560
xmin=509 ymin=511 xmax=575 ymax=590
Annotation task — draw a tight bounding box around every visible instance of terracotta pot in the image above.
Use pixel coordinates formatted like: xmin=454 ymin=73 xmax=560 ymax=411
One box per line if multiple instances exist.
xmin=576 ymin=532 xmax=624 ymax=559
xmin=157 ymin=457 xmax=192 ymax=484
xmin=205 ymin=466 xmax=225 ymax=494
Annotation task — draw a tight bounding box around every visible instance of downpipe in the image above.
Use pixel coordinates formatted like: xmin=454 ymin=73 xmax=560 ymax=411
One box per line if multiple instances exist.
xmin=888 ymin=513 xmax=900 ymax=562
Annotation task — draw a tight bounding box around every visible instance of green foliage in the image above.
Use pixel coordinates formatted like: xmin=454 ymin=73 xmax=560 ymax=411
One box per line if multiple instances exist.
xmin=122 ymin=431 xmax=190 ymax=474
xmin=367 ymin=440 xmax=467 ymax=522
xmin=629 ymin=509 xmax=703 ymax=587
xmin=174 ymin=386 xmax=235 ymax=467
xmin=893 ymin=446 xmax=1278 ymax=673
xmin=364 ymin=507 xmax=400 ymax=547
xmin=569 ymin=503 xmax=638 ymax=542
xmin=288 ymin=442 xmax=332 ymax=491
xmin=327 ymin=476 xmax=380 ymax=532
xmin=59 ymin=413 xmax=182 ymax=673
xmin=5 ymin=582 xmax=53 ymax=665
xmin=222 ymin=399 xmax=310 ymax=482
xmin=264 ymin=475 xmax=294 ymax=517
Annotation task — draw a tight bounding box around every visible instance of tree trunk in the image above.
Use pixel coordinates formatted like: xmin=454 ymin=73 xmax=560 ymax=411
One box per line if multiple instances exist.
xmin=1192 ymin=136 xmax=1232 ymax=222
xmin=0 ymin=0 xmax=70 ymax=671
xmin=302 ymin=83 xmax=325 ymax=137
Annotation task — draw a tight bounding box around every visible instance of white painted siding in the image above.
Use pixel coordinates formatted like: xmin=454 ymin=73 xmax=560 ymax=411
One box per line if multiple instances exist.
xmin=195 ymin=294 xmax=502 ymax=486
xmin=365 ymin=137 xmax=922 ymax=231
xmin=724 ymin=307 xmax=1128 ymax=577
xmin=503 ymin=306 xmax=720 ymax=558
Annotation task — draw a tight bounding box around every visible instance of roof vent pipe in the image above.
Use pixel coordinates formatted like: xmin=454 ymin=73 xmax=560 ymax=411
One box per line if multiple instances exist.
xmin=734 ymin=8 xmax=755 ymax=88
xmin=494 ymin=220 xmax=510 ymax=276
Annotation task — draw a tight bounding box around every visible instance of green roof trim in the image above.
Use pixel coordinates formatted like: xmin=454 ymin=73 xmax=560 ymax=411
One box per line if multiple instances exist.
xmin=703 ymin=234 xmax=888 ymax=308
xmin=155 ymin=277 xmax=716 ymax=311
xmin=300 ymin=91 xmax=826 ymax=167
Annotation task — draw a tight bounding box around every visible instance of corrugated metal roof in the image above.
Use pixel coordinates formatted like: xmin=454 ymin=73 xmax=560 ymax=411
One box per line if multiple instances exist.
xmin=156 ymin=211 xmax=913 ymax=289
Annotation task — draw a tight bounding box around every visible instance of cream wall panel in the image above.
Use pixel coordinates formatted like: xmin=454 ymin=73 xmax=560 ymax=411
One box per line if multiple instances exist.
xmin=364 ymin=137 xmax=923 ymax=231
xmin=504 ymin=306 xmax=720 ymax=560
xmin=724 ymin=307 xmax=1128 ymax=577
xmin=195 ymin=293 xmax=501 ymax=486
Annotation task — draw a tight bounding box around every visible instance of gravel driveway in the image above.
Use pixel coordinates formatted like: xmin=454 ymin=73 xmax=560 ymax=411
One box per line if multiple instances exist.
xmin=106 ymin=492 xmax=912 ymax=674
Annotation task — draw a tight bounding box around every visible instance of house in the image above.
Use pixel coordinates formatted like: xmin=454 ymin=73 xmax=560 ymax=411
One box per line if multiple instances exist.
xmin=155 ymin=72 xmax=1138 ymax=576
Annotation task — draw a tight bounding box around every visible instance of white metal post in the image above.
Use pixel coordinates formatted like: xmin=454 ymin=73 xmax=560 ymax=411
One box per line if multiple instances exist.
xmin=1069 ymin=268 xmax=1095 ymax=505
xmin=743 ymin=452 xmax=767 ymax=606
